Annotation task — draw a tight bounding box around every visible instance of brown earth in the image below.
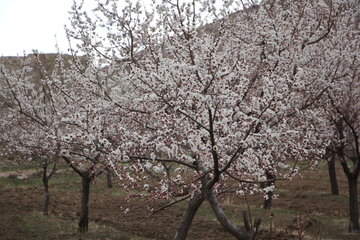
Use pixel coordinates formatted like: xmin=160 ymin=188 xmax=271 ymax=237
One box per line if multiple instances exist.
xmin=0 ymin=186 xmax=293 ymax=240
xmin=0 ymin=166 xmax=359 ymax=240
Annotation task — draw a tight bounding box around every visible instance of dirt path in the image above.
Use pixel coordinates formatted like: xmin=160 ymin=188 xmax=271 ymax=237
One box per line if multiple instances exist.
xmin=0 ymin=169 xmax=40 ymax=179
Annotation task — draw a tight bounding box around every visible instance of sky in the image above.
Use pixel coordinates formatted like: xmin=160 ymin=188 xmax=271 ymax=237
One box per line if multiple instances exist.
xmin=0 ymin=0 xmax=74 ymax=56
xmin=0 ymin=0 xmax=234 ymax=57
xmin=0 ymin=0 xmax=153 ymax=57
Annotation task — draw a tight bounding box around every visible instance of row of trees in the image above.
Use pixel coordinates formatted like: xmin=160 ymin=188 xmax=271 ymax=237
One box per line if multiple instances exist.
xmin=0 ymin=0 xmax=359 ymax=239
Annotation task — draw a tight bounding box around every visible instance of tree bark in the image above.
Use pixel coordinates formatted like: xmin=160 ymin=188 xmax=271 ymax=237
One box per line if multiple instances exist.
xmin=262 ymin=172 xmax=275 ymax=209
xmin=206 ymin=189 xmax=250 ymax=240
xmin=106 ymin=169 xmax=113 ymax=189
xmin=328 ymin=156 xmax=339 ymax=195
xmin=41 ymin=160 xmax=56 ymax=216
xmin=347 ymin=175 xmax=360 ymax=233
xmin=263 ymin=189 xmax=273 ymax=210
xmin=42 ymin=165 xmax=50 ymax=216
xmin=174 ymin=193 xmax=205 ymax=240
xmin=79 ymin=176 xmax=91 ymax=232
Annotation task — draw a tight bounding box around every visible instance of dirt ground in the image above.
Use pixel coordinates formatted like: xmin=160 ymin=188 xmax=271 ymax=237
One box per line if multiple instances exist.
xmin=0 ymin=166 xmax=359 ymax=240
xmin=0 ymin=186 xmax=277 ymax=240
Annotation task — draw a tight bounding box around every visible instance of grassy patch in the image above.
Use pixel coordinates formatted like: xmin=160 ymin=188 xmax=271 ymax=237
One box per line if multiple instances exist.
xmin=50 ymin=171 xmax=82 ymax=192
xmin=0 ymin=160 xmax=38 ymax=172
xmin=0 ymin=169 xmax=82 ymax=192
xmin=21 ymin=211 xmax=153 ymax=240
xmin=0 ymin=175 xmax=43 ymax=191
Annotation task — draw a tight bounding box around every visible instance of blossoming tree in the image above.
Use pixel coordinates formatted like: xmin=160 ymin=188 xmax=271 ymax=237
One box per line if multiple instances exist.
xmin=0 ymin=53 xmax=121 ymax=232
xmin=1 ymin=0 xmax=357 ymax=239
xmin=65 ymin=0 xmax=351 ymax=239
xmin=318 ymin=2 xmax=360 ymax=232
xmin=0 ymin=55 xmax=61 ymax=216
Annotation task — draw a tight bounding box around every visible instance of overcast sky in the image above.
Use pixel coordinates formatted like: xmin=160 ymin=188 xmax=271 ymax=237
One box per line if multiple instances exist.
xmin=0 ymin=0 xmax=73 ymax=56
xmin=0 ymin=0 xmax=232 ymax=57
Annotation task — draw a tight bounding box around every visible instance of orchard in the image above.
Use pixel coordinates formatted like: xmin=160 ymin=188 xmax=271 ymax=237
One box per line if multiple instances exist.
xmin=0 ymin=0 xmax=359 ymax=239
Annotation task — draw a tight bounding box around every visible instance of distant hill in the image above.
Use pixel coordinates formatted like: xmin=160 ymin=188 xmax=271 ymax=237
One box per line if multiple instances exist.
xmin=0 ymin=53 xmax=87 ymax=112
xmin=1 ymin=53 xmax=87 ymax=79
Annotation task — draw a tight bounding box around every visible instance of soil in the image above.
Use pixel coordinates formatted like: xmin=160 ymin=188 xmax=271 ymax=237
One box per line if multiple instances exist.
xmin=0 ymin=187 xmax=250 ymax=240
xmin=0 ymin=188 xmax=30 ymax=240
xmin=0 ymin=166 xmax=359 ymax=240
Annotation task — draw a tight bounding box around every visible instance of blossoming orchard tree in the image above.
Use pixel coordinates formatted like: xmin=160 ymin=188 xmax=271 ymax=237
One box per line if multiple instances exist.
xmin=318 ymin=2 xmax=360 ymax=232
xmin=50 ymin=63 xmax=117 ymax=233
xmin=0 ymin=114 xmax=59 ymax=216
xmin=0 ymin=56 xmax=61 ymax=216
xmin=0 ymin=54 xmax=122 ymax=232
xmin=325 ymin=67 xmax=360 ymax=233
xmin=1 ymin=0 xmax=358 ymax=239
xmin=65 ymin=0 xmax=354 ymax=239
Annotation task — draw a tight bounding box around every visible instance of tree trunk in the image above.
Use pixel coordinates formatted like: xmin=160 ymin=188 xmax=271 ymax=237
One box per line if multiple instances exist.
xmin=263 ymin=190 xmax=273 ymax=210
xmin=206 ymin=189 xmax=250 ymax=240
xmin=263 ymin=172 xmax=275 ymax=209
xmin=174 ymin=193 xmax=205 ymax=240
xmin=347 ymin=175 xmax=360 ymax=233
xmin=42 ymin=165 xmax=50 ymax=216
xmin=106 ymin=169 xmax=113 ymax=189
xmin=328 ymin=156 xmax=339 ymax=195
xmin=79 ymin=176 xmax=91 ymax=232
